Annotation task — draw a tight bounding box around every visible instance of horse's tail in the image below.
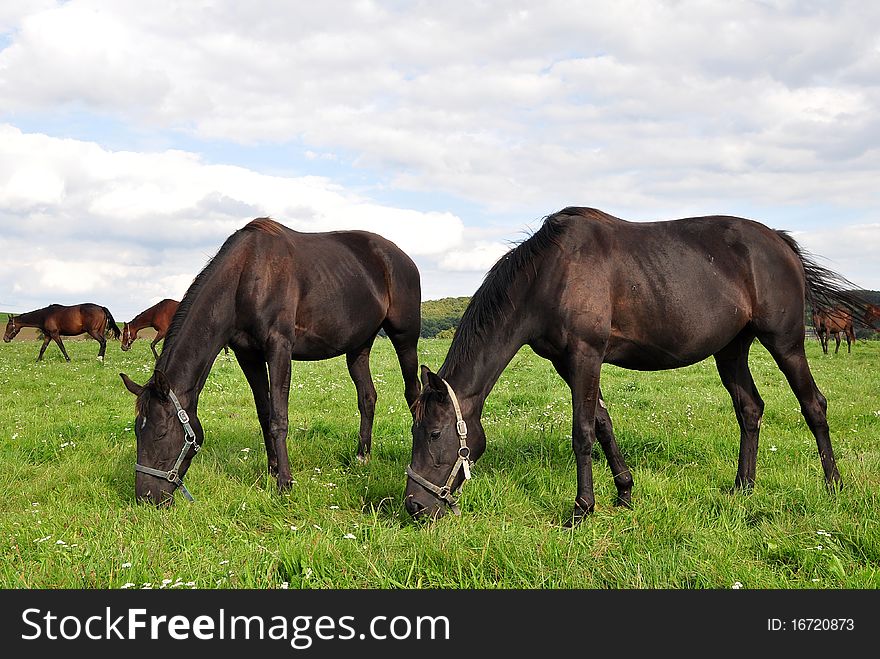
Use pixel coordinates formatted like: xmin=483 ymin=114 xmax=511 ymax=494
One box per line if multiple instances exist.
xmin=102 ymin=306 xmax=122 ymax=339
xmin=775 ymin=230 xmax=870 ymax=329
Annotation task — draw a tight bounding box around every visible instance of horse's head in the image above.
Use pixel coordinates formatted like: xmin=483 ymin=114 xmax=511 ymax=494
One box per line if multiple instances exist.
xmin=120 ymin=370 xmax=203 ymax=506
xmin=405 ymin=366 xmax=485 ymax=521
xmin=4 ymin=314 xmax=19 ymax=342
xmin=120 ymin=322 xmax=136 ymax=351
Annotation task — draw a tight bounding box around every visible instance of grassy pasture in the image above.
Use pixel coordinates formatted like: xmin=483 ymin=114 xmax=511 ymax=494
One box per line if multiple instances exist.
xmin=0 ymin=335 xmax=878 ymax=589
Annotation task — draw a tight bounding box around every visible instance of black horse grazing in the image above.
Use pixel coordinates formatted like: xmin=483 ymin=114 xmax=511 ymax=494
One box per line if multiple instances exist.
xmin=120 ymin=217 xmax=422 ymax=505
xmin=405 ymin=207 xmax=867 ymax=525
xmin=4 ymin=303 xmax=121 ymax=361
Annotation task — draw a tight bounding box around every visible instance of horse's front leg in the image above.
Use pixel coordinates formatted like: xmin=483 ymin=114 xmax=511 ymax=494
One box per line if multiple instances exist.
xmin=51 ymin=334 xmax=71 ymax=361
xmin=565 ymin=344 xmax=604 ymax=527
xmin=233 ymin=347 xmax=278 ymax=477
xmin=36 ymin=335 xmax=51 ymax=361
xmin=346 ymin=340 xmax=377 ymax=463
xmin=595 ymin=390 xmax=633 ymax=508
xmin=266 ymin=338 xmax=294 ymax=491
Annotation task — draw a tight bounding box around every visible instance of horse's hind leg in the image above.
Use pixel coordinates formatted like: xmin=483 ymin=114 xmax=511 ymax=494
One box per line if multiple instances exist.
xmin=713 ymin=332 xmax=765 ymax=490
xmin=88 ymin=329 xmax=106 ymax=361
xmin=346 ymin=339 xmax=378 ymax=463
xmin=150 ymin=337 xmax=160 ymax=360
xmin=382 ymin=322 xmax=421 ymax=411
xmin=760 ymin=334 xmax=841 ymax=489
xmin=233 ymin=347 xmax=278 ymax=478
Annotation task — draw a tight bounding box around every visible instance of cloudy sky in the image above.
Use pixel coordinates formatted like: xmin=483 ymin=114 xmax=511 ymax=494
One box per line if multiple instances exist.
xmin=1 ymin=1 xmax=878 ymax=320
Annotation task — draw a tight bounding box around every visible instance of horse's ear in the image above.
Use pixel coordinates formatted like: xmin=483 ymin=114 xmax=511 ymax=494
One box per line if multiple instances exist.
xmin=419 ymin=365 xmax=447 ymax=394
xmin=151 ymin=369 xmax=171 ymax=398
xmin=120 ymin=373 xmax=144 ymax=396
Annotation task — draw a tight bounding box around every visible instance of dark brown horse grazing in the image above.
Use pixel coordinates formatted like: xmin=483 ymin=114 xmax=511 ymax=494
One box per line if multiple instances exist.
xmin=119 ymin=217 xmax=422 ymax=505
xmin=813 ymin=307 xmax=855 ymax=354
xmin=122 ymin=298 xmax=179 ymax=360
xmin=4 ymin=303 xmax=121 ymax=362
xmin=405 ymin=207 xmax=867 ymax=525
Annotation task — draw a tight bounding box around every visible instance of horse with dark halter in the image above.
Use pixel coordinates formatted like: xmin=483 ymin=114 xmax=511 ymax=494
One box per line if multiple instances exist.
xmin=4 ymin=303 xmax=121 ymax=362
xmin=120 ymin=217 xmax=422 ymax=505
xmin=405 ymin=207 xmax=867 ymax=525
xmin=812 ymin=307 xmax=856 ymax=354
xmin=122 ymin=298 xmax=179 ymax=360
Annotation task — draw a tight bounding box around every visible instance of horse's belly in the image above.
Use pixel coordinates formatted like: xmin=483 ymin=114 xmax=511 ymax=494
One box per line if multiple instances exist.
xmin=605 ymin=333 xmax=738 ymax=371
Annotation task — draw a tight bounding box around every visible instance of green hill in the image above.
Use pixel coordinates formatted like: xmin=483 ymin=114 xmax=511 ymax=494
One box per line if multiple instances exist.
xmin=420 ymin=296 xmax=470 ymax=338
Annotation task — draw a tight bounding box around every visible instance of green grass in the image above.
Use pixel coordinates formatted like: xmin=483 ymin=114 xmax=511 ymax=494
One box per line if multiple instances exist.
xmin=1 ymin=336 xmax=878 ymax=589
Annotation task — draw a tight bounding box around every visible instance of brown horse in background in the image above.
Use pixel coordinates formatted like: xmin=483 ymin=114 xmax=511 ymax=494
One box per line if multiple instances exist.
xmin=4 ymin=303 xmax=121 ymax=361
xmin=813 ymin=307 xmax=855 ymax=354
xmin=864 ymin=304 xmax=880 ymax=331
xmin=122 ymin=298 xmax=179 ymax=360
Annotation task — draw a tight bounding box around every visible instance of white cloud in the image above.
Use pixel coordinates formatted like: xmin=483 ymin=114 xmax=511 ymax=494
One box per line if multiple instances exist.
xmin=0 ymin=125 xmax=466 ymax=316
xmin=439 ymin=241 xmax=509 ymax=272
xmin=0 ymin=1 xmax=878 ymax=311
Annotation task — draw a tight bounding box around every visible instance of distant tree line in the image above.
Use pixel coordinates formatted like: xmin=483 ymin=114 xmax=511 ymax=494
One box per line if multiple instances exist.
xmin=419 ymin=296 xmax=470 ymax=338
xmin=393 ymin=288 xmax=880 ymax=341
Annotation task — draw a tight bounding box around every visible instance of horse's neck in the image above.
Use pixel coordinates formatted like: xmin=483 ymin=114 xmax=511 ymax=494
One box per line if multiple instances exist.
xmin=129 ymin=311 xmax=153 ymax=331
xmin=16 ymin=310 xmax=47 ymax=327
xmin=155 ymin=287 xmax=233 ymax=406
xmin=439 ymin=317 xmax=530 ymax=414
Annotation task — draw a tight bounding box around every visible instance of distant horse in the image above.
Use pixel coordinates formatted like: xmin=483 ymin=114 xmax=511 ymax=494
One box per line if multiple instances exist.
xmin=4 ymin=303 xmax=121 ymax=362
xmin=811 ymin=309 xmax=829 ymax=353
xmin=864 ymin=304 xmax=880 ymax=331
xmin=122 ymin=298 xmax=179 ymax=360
xmin=813 ymin=307 xmax=855 ymax=354
xmin=405 ymin=207 xmax=866 ymax=525
xmin=119 ymin=217 xmax=422 ymax=505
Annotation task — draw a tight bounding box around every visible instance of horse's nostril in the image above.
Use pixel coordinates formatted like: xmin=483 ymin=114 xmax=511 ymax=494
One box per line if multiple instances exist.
xmin=405 ymin=498 xmax=425 ymax=516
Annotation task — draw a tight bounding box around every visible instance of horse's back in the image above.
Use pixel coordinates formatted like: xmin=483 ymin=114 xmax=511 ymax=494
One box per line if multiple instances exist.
xmin=235 ymin=220 xmax=420 ymax=356
xmin=545 ymin=210 xmax=806 ymax=368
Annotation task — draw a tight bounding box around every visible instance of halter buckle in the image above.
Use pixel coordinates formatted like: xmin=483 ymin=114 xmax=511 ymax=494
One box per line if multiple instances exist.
xmin=177 ymin=409 xmax=190 ymax=424
xmin=456 ymin=419 xmax=468 ymax=437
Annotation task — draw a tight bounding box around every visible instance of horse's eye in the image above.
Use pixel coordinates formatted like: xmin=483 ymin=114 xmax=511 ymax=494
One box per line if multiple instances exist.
xmin=429 ymin=429 xmax=441 ymax=440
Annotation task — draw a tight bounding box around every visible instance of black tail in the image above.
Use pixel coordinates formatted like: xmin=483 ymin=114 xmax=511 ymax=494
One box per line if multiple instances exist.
xmin=775 ymin=230 xmax=871 ymax=328
xmin=102 ymin=306 xmax=122 ymax=339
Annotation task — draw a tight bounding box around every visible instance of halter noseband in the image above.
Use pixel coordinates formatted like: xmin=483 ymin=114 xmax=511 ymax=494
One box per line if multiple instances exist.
xmin=134 ymin=387 xmax=199 ymax=502
xmin=406 ymin=377 xmax=473 ymax=515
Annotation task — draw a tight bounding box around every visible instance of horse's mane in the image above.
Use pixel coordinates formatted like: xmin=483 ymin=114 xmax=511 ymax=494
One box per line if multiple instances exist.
xmin=160 ymin=218 xmax=282 ymax=358
xmin=441 ymin=208 xmax=574 ymax=375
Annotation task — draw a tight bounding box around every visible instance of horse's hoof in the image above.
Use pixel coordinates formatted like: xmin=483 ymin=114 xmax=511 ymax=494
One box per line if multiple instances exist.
xmin=356 ymin=453 xmax=370 ymax=465
xmin=565 ymin=499 xmax=594 ymax=527
xmin=614 ymin=493 xmax=633 ymax=509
